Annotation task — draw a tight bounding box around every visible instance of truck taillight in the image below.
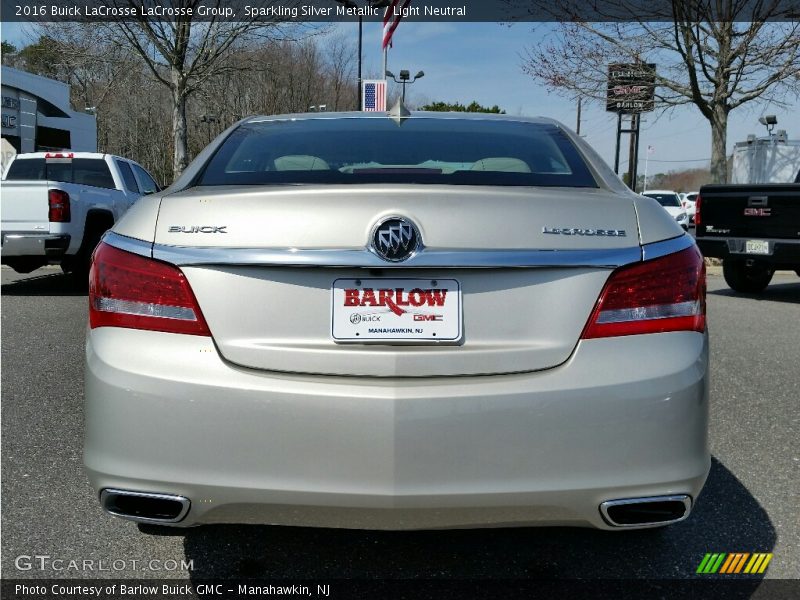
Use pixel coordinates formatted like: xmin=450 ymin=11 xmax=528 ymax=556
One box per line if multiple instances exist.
xmin=48 ymin=189 xmax=71 ymax=222
xmin=694 ymin=194 xmax=702 ymax=226
xmin=581 ymin=246 xmax=706 ymax=339
xmin=89 ymin=242 xmax=210 ymax=336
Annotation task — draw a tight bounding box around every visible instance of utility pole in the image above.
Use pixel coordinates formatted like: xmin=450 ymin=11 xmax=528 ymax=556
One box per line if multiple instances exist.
xmin=576 ymin=97 xmax=582 ymax=135
xmin=626 ymin=114 xmax=641 ymax=192
xmin=614 ymin=113 xmax=641 ymax=191
xmin=614 ymin=113 xmax=622 ymax=173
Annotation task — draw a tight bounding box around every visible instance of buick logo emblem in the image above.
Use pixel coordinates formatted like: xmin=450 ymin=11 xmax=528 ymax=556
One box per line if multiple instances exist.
xmin=371 ymin=217 xmax=420 ymax=262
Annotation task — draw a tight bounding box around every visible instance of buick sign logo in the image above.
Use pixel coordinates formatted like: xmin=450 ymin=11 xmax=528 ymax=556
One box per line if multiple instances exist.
xmin=371 ymin=217 xmax=420 ymax=262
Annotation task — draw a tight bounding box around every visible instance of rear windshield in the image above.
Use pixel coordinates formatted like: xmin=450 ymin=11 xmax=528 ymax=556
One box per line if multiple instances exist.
xmin=4 ymin=157 xmax=116 ymax=189
xmin=643 ymin=192 xmax=682 ymax=207
xmin=198 ymin=117 xmax=598 ymax=188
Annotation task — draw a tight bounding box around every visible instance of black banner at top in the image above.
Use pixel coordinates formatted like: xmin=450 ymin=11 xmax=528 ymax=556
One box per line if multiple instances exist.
xmin=2 ymin=0 xmax=800 ymax=22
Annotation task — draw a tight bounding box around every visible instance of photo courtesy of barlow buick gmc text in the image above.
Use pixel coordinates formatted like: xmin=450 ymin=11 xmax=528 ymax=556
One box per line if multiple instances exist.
xmin=1 ymin=1 xmax=798 ymax=599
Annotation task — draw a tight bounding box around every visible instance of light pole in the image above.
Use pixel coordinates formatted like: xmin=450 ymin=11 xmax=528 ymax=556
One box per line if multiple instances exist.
xmin=336 ymin=0 xmax=391 ymax=111
xmin=385 ymin=69 xmax=425 ymax=103
xmin=200 ymin=115 xmax=218 ymax=144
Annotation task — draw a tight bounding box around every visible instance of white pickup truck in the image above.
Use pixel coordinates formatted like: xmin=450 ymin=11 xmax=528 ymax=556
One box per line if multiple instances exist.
xmin=1 ymin=152 xmax=159 ymax=277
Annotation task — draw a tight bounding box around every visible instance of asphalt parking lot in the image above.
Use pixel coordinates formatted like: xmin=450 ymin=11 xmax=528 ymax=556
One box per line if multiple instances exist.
xmin=1 ymin=265 xmax=798 ymax=583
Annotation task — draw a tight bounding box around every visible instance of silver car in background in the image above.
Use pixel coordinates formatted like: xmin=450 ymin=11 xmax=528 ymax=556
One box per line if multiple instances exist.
xmin=85 ymin=113 xmax=709 ymax=531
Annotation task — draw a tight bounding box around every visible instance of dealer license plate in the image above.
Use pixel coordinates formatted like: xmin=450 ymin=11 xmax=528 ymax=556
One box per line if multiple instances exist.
xmin=745 ymin=240 xmax=770 ymax=255
xmin=331 ymin=278 xmax=462 ymax=342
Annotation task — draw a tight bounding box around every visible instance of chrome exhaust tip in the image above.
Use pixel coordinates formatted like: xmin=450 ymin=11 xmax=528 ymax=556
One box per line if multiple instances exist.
xmin=100 ymin=489 xmax=190 ymax=524
xmin=600 ymin=495 xmax=691 ymax=528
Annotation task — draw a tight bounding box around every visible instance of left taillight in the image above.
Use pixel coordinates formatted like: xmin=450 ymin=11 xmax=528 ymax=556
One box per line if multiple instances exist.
xmin=48 ymin=189 xmax=70 ymax=222
xmin=581 ymin=245 xmax=706 ymax=339
xmin=89 ymin=242 xmax=210 ymax=336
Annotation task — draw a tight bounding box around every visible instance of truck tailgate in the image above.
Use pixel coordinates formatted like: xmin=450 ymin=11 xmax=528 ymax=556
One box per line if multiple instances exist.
xmin=0 ymin=180 xmax=52 ymax=232
xmin=697 ymin=184 xmax=800 ymax=239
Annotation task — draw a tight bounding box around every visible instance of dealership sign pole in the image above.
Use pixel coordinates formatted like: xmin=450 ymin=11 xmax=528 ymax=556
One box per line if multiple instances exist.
xmin=607 ymin=63 xmax=656 ymax=192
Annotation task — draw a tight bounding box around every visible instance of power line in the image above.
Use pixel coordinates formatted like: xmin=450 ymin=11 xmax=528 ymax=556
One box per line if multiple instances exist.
xmin=619 ymin=157 xmax=711 ymax=168
xmin=646 ymin=158 xmax=711 ymax=163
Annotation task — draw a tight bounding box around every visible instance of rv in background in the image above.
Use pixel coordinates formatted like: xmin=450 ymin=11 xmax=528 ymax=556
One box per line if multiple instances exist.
xmin=731 ymin=129 xmax=800 ymax=184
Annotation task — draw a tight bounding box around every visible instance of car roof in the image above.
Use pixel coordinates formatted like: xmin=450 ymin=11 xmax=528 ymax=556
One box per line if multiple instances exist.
xmin=245 ymin=111 xmax=562 ymax=127
xmin=642 ymin=189 xmax=678 ymax=194
xmin=12 ymin=152 xmax=110 ymax=159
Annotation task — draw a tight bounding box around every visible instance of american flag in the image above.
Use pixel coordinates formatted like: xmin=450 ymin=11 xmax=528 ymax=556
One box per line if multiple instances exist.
xmin=362 ymin=80 xmax=386 ymax=112
xmin=383 ymin=0 xmax=412 ymax=49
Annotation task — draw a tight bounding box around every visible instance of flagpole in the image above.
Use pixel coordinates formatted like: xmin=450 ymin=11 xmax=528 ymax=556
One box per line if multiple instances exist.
xmin=381 ymin=2 xmax=388 ymax=86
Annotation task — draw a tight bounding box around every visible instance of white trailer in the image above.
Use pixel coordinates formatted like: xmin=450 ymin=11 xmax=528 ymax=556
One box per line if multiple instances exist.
xmin=731 ymin=134 xmax=800 ymax=184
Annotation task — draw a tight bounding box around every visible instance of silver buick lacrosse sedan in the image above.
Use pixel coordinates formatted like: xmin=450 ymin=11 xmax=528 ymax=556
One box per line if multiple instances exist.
xmin=85 ymin=112 xmax=709 ymax=530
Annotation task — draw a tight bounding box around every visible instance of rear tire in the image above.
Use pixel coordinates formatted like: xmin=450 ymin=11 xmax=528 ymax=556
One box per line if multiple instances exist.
xmin=71 ymin=215 xmax=113 ymax=288
xmin=722 ymin=259 xmax=774 ymax=293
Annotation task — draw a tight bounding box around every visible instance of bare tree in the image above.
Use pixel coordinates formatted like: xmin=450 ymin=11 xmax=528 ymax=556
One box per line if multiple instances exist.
xmin=520 ymin=0 xmax=800 ymax=182
xmin=322 ymin=34 xmax=358 ymax=111
xmin=16 ymin=22 xmax=356 ymax=183
xmin=103 ymin=0 xmax=301 ymax=179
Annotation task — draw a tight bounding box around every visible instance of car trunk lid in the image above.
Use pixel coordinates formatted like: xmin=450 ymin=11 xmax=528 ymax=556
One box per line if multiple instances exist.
xmin=155 ymin=185 xmax=641 ymax=376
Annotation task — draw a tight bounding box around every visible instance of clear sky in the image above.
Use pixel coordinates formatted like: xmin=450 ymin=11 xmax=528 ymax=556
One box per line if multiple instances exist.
xmin=3 ymin=20 xmax=797 ymax=178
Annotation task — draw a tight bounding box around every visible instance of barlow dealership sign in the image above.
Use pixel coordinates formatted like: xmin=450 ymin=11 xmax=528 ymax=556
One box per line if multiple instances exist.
xmin=606 ymin=63 xmax=656 ymax=113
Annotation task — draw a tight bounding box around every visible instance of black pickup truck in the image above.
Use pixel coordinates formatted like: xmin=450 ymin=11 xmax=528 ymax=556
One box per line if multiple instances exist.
xmin=695 ymin=169 xmax=800 ymax=293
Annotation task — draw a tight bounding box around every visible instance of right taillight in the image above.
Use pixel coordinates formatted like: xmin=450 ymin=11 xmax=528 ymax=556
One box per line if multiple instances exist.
xmin=48 ymin=189 xmax=71 ymax=222
xmin=694 ymin=194 xmax=702 ymax=226
xmin=89 ymin=242 xmax=210 ymax=336
xmin=581 ymin=246 xmax=706 ymax=339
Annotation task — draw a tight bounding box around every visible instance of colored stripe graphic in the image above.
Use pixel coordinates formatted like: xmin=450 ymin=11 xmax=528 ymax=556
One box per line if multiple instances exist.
xmin=710 ymin=553 xmax=726 ymax=573
xmin=697 ymin=553 xmax=727 ymax=573
xmin=720 ymin=553 xmax=749 ymax=573
xmin=698 ymin=553 xmax=772 ymax=574
xmin=696 ymin=553 xmax=713 ymax=573
xmin=733 ymin=553 xmax=750 ymax=573
xmin=719 ymin=554 xmax=736 ymax=573
xmin=757 ymin=554 xmax=773 ymax=573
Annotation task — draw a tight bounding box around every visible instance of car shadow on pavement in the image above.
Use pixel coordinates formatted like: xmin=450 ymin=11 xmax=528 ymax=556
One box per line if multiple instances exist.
xmin=0 ymin=271 xmax=87 ymax=296
xmin=709 ymin=280 xmax=800 ymax=304
xmin=178 ymin=457 xmax=774 ymax=587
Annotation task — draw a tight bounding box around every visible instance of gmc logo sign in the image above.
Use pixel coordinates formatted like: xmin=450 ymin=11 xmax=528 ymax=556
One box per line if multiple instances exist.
xmin=414 ymin=314 xmax=443 ymax=321
xmin=743 ymin=208 xmax=771 ymax=217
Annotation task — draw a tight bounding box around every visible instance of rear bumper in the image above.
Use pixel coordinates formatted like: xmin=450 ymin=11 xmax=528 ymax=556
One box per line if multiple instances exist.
xmin=85 ymin=328 xmax=710 ymax=530
xmin=697 ymin=237 xmax=800 ymax=266
xmin=1 ymin=231 xmax=70 ymax=260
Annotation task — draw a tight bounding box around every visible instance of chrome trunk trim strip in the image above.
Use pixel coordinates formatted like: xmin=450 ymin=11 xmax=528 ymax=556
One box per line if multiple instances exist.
xmin=103 ymin=232 xmax=643 ymax=269
xmin=101 ymin=231 xmax=153 ymax=258
xmin=641 ymin=234 xmax=696 ymax=261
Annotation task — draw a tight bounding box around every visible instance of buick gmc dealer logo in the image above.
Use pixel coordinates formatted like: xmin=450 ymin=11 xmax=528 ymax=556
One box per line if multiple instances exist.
xmin=344 ymin=288 xmax=446 ymax=317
